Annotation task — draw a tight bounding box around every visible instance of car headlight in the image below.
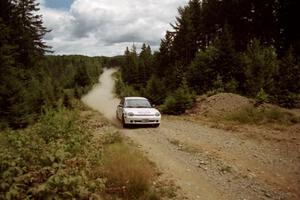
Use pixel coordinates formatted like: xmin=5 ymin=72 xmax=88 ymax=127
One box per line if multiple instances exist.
xmin=128 ymin=112 xmax=134 ymax=116
xmin=155 ymin=112 xmax=160 ymax=116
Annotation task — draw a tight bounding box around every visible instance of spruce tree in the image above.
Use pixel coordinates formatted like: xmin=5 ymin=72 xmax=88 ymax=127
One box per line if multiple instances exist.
xmin=243 ymin=39 xmax=278 ymax=97
xmin=122 ymin=45 xmax=140 ymax=88
xmin=0 ymin=0 xmax=51 ymax=128
xmin=15 ymin=0 xmax=51 ymax=67
xmin=276 ymin=48 xmax=300 ymax=107
xmin=213 ymin=23 xmax=243 ymax=91
xmin=156 ymin=31 xmax=175 ymax=77
xmin=171 ymin=5 xmax=195 ymax=66
xmin=139 ymin=43 xmax=152 ymax=86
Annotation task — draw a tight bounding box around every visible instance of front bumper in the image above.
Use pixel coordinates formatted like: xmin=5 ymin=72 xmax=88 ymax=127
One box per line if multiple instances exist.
xmin=124 ymin=115 xmax=161 ymax=125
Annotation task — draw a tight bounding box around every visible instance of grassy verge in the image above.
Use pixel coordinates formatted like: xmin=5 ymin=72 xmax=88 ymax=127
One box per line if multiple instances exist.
xmin=225 ymin=105 xmax=300 ymax=125
xmin=0 ymin=100 xmax=170 ymax=200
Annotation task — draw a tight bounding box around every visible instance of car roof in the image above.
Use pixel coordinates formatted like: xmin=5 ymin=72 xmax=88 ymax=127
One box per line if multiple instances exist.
xmin=124 ymin=97 xmax=148 ymax=100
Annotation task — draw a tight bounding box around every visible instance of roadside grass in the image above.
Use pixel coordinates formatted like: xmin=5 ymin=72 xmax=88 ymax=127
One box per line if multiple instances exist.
xmin=153 ymin=180 xmax=178 ymax=199
xmin=0 ymin=101 xmax=163 ymax=200
xmin=225 ymin=105 xmax=300 ymax=125
xmin=102 ymin=143 xmax=155 ymax=198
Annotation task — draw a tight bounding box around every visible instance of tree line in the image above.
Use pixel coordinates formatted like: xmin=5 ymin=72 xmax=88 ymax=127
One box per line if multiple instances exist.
xmin=0 ymin=1 xmax=156 ymax=199
xmin=0 ymin=0 xmax=103 ymax=129
xmin=117 ymin=0 xmax=300 ymax=114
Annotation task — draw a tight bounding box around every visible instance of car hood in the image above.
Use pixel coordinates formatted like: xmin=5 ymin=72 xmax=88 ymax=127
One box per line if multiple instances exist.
xmin=124 ymin=108 xmax=160 ymax=115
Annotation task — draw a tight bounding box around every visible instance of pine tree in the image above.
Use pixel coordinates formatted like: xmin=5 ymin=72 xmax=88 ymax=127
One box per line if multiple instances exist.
xmin=74 ymin=65 xmax=91 ymax=87
xmin=122 ymin=45 xmax=140 ymax=88
xmin=144 ymin=75 xmax=166 ymax=105
xmin=117 ymin=0 xmax=300 ymax=109
xmin=13 ymin=0 xmax=51 ymax=67
xmin=189 ymin=0 xmax=204 ymax=50
xmin=156 ymin=31 xmax=175 ymax=77
xmin=0 ymin=0 xmax=51 ymax=128
xmin=171 ymin=4 xmax=195 ymax=66
xmin=276 ymin=48 xmax=300 ymax=107
xmin=243 ymin=39 xmax=278 ymax=96
xmin=139 ymin=43 xmax=152 ymax=86
xmin=278 ymin=0 xmax=300 ymax=55
xmin=213 ymin=23 xmax=243 ymax=90
xmin=187 ymin=45 xmax=219 ymax=93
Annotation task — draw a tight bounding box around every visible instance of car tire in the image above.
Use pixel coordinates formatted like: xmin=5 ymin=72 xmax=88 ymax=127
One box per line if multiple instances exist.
xmin=122 ymin=115 xmax=128 ymax=128
xmin=153 ymin=124 xmax=160 ymax=128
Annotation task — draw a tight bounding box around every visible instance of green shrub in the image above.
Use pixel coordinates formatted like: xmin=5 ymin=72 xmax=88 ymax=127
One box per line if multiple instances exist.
xmin=144 ymin=75 xmax=167 ymax=105
xmin=277 ymin=91 xmax=300 ymax=108
xmin=63 ymin=92 xmax=73 ymax=109
xmin=276 ymin=48 xmax=300 ymax=108
xmin=161 ymin=79 xmax=196 ymax=115
xmin=212 ymin=75 xmax=225 ymax=93
xmin=1 ymin=102 xmax=160 ymax=199
xmin=39 ymin=107 xmax=78 ymax=140
xmin=225 ymin=79 xmax=238 ymax=93
xmin=255 ymin=88 xmax=269 ymax=105
xmin=0 ymin=108 xmax=105 ymax=199
xmin=243 ymin=39 xmax=278 ymax=96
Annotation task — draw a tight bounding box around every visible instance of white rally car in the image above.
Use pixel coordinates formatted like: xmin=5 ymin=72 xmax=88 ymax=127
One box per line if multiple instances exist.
xmin=116 ymin=97 xmax=161 ymax=128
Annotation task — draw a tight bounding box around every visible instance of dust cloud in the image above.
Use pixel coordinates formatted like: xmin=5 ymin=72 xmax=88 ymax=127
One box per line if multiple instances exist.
xmin=82 ymin=68 xmax=120 ymax=123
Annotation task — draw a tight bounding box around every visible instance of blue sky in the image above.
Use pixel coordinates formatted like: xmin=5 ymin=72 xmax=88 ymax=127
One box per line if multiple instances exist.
xmin=44 ymin=0 xmax=73 ymax=10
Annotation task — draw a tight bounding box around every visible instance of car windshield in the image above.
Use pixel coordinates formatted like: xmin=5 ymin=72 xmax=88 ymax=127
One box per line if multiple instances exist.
xmin=125 ymin=99 xmax=152 ymax=108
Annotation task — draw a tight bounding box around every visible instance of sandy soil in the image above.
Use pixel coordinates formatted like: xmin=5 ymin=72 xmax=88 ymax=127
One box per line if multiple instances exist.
xmin=83 ymin=68 xmax=300 ymax=200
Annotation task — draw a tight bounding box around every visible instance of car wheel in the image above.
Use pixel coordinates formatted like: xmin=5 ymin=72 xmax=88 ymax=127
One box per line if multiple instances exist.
xmin=153 ymin=124 xmax=160 ymax=128
xmin=122 ymin=115 xmax=128 ymax=128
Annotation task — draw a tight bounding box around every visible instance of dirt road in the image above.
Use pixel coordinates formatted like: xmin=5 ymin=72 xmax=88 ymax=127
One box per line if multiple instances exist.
xmin=83 ymin=68 xmax=300 ymax=200
xmin=82 ymin=68 xmax=119 ymax=123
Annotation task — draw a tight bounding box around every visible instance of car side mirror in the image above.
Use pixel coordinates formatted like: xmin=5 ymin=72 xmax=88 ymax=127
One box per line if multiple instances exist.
xmin=152 ymin=104 xmax=156 ymax=108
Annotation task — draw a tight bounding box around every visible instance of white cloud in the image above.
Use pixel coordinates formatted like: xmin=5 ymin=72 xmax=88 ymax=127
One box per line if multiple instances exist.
xmin=40 ymin=0 xmax=188 ymax=56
